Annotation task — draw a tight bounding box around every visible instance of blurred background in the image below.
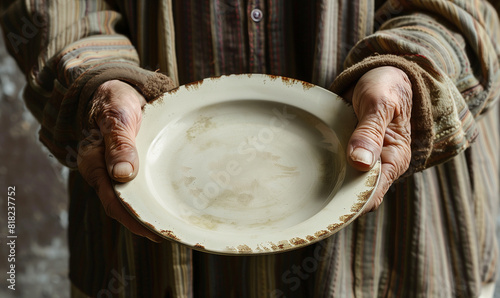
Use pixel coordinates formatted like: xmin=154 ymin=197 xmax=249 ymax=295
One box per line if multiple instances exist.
xmin=0 ymin=34 xmax=69 ymax=297
xmin=0 ymin=28 xmax=500 ymax=298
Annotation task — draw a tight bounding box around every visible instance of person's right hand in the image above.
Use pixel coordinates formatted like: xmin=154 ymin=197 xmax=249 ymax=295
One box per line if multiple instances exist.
xmin=77 ymin=80 xmax=162 ymax=242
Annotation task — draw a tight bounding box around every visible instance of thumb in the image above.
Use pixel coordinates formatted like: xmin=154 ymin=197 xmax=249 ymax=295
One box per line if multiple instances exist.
xmin=345 ymin=66 xmax=413 ymax=212
xmin=100 ymin=115 xmax=140 ymax=182
xmin=93 ymin=80 xmax=146 ymax=182
xmin=347 ymin=97 xmax=392 ymax=172
xmin=346 ymin=66 xmax=409 ymax=172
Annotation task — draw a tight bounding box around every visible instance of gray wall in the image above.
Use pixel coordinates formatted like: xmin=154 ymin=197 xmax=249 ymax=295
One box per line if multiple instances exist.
xmin=0 ymin=34 xmax=69 ymax=297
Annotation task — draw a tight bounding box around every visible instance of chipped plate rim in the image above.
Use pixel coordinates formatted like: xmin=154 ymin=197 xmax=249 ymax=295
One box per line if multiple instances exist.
xmin=114 ymin=74 xmax=380 ymax=255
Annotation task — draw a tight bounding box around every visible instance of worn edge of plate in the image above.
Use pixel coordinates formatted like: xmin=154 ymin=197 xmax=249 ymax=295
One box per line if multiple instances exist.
xmin=114 ymin=161 xmax=380 ymax=255
xmin=114 ymin=73 xmax=381 ymax=255
xmin=222 ymin=161 xmax=381 ymax=255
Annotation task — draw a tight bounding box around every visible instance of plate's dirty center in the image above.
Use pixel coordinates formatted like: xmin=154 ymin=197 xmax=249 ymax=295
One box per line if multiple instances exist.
xmin=145 ymin=101 xmax=345 ymax=233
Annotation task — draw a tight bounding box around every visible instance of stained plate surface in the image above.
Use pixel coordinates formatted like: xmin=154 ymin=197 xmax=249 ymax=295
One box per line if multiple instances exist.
xmin=115 ymin=74 xmax=380 ymax=254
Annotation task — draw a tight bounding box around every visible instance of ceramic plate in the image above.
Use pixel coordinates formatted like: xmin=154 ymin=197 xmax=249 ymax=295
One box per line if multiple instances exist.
xmin=114 ymin=74 xmax=380 ymax=254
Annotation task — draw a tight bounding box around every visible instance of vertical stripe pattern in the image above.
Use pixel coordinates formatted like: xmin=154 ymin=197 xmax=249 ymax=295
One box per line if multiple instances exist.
xmin=1 ymin=1 xmax=499 ymax=297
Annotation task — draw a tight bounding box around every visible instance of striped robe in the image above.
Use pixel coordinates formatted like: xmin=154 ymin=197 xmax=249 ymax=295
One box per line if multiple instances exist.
xmin=1 ymin=0 xmax=500 ymax=297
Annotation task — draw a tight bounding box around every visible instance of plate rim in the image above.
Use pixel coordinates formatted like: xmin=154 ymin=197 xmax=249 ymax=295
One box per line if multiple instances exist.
xmin=114 ymin=73 xmax=381 ymax=255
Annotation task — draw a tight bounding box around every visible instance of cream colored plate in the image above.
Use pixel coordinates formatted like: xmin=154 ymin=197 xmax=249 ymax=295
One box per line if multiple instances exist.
xmin=114 ymin=74 xmax=380 ymax=254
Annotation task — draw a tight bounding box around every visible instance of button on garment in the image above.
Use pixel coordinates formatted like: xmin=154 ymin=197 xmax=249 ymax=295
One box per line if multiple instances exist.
xmin=247 ymin=1 xmax=265 ymax=73
xmin=251 ymin=8 xmax=263 ymax=22
xmin=174 ymin=0 xmax=357 ymax=84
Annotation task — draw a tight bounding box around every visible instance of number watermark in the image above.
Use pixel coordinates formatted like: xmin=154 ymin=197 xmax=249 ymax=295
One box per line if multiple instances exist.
xmin=6 ymin=186 xmax=16 ymax=291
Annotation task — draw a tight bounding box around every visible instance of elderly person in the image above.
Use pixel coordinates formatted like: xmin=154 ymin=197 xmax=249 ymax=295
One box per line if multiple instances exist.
xmin=2 ymin=0 xmax=500 ymax=297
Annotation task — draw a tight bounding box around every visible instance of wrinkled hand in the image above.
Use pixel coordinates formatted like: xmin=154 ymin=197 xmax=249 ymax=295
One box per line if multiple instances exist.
xmin=345 ymin=66 xmax=412 ymax=212
xmin=77 ymin=80 xmax=162 ymax=242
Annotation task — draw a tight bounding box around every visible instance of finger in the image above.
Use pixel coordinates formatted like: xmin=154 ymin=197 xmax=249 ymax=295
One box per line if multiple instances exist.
xmin=99 ymin=111 xmax=141 ymax=183
xmin=94 ymin=83 xmax=146 ymax=183
xmin=347 ymin=96 xmax=395 ymax=171
xmin=363 ymin=148 xmax=406 ymax=212
xmin=347 ymin=66 xmax=412 ymax=172
xmin=363 ymin=126 xmax=411 ymax=212
xmin=98 ymin=176 xmax=163 ymax=243
xmin=77 ymin=138 xmax=162 ymax=242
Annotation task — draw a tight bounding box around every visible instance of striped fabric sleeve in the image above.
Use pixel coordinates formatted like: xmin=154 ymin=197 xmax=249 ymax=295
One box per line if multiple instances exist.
xmin=0 ymin=0 xmax=175 ymax=168
xmin=331 ymin=0 xmax=500 ymax=174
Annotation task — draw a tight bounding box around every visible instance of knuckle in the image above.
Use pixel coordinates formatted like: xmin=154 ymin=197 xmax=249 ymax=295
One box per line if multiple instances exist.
xmin=359 ymin=95 xmax=397 ymax=127
xmin=397 ymin=82 xmax=412 ymax=102
xmin=354 ymin=119 xmax=386 ymax=147
xmin=107 ymin=138 xmax=136 ymax=155
xmin=375 ymin=100 xmax=394 ymax=123
xmin=383 ymin=151 xmax=410 ymax=183
xmin=98 ymin=113 xmax=121 ymax=134
xmin=361 ymin=93 xmax=394 ymax=113
xmin=402 ymin=144 xmax=412 ymax=163
xmin=398 ymin=157 xmax=410 ymax=174
xmin=376 ymin=96 xmax=397 ymax=112
xmin=392 ymin=83 xmax=412 ymax=115
xmin=398 ymin=142 xmax=412 ymax=171
xmin=100 ymin=112 xmax=137 ymax=138
xmin=383 ymin=162 xmax=400 ymax=183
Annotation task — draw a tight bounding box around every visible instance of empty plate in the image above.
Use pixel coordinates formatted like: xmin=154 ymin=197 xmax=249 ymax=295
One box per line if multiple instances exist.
xmin=114 ymin=74 xmax=380 ymax=254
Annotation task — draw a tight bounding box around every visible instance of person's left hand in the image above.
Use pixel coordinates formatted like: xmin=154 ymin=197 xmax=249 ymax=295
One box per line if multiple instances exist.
xmin=343 ymin=66 xmax=413 ymax=212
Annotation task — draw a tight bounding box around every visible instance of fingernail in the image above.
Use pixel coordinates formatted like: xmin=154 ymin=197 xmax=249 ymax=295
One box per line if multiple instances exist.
xmin=351 ymin=147 xmax=373 ymax=166
xmin=113 ymin=162 xmax=133 ymax=179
